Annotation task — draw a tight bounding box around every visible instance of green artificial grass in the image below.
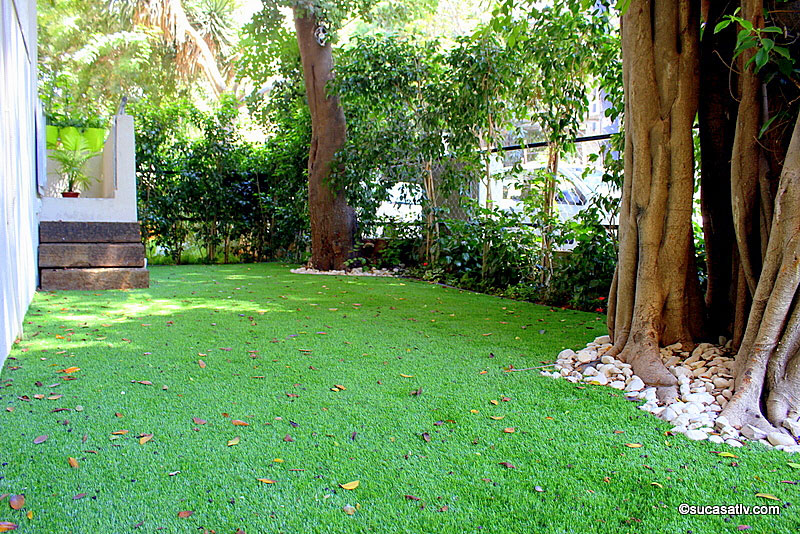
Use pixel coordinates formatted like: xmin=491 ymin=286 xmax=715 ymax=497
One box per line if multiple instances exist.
xmin=0 ymin=263 xmax=797 ymax=533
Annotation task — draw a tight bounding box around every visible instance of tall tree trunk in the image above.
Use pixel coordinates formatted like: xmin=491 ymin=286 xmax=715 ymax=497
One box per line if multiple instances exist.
xmin=721 ymin=112 xmax=800 ymax=433
xmin=607 ymin=0 xmax=704 ymax=395
xmin=698 ymin=0 xmax=742 ymax=341
xmin=294 ymin=4 xmax=355 ymax=270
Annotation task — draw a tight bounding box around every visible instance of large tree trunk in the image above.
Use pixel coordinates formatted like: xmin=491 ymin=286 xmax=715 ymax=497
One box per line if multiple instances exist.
xmin=607 ymin=0 xmax=703 ymax=395
xmin=720 ymin=112 xmax=800 ymax=434
xmin=294 ymin=3 xmax=355 ymax=270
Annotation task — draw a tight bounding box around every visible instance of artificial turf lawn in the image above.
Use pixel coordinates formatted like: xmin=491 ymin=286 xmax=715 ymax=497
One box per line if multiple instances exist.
xmin=0 ymin=264 xmax=797 ymax=533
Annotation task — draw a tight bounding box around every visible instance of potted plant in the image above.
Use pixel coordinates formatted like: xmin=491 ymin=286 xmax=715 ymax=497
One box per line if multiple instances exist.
xmin=50 ymin=127 xmax=102 ymax=197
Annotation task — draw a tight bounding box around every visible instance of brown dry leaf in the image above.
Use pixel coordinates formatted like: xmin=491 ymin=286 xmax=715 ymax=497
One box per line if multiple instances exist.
xmin=503 ymin=428 xmax=515 ymax=433
xmin=421 ymin=432 xmax=431 ymax=443
xmin=198 ymin=360 xmax=206 ymax=368
xmin=9 ymin=495 xmax=24 ymax=510
xmin=232 ymin=420 xmax=249 ymax=427
xmin=47 ymin=395 xmax=63 ymax=400
xmin=283 ymin=434 xmax=295 ymax=442
xmin=498 ymin=462 xmax=516 ymax=469
xmin=192 ymin=417 xmax=206 ymax=425
xmin=111 ymin=430 xmax=128 ymax=435
xmin=624 ymin=443 xmax=642 ymax=448
xmin=33 ymin=394 xmax=44 ymax=400
xmin=139 ymin=434 xmax=153 ymax=445
xmin=438 ymin=505 xmax=449 ymax=512
xmin=0 ymin=522 xmax=18 ymax=532
xmin=257 ymin=479 xmax=276 ymax=484
xmin=72 ymin=493 xmax=86 ymax=500
xmin=177 ymin=510 xmax=194 ymax=518
xmin=136 ymin=380 xmax=152 ymax=386
xmin=339 ymin=480 xmax=360 ymax=490
xmin=115 ymin=412 xmax=123 ymax=418
xmin=68 ymin=457 xmax=79 ymax=468
xmin=227 ymin=437 xmax=240 ymax=446
xmin=490 ymin=416 xmax=505 ymax=420
xmin=334 ymin=384 xmax=346 ymax=390
xmin=33 ymin=435 xmax=48 ymax=444
xmin=59 ymin=367 xmax=80 ymax=374
xmin=405 ymin=495 xmax=420 ymax=501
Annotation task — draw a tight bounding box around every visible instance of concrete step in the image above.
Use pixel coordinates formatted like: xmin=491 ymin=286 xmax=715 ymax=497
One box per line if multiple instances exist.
xmin=39 ymin=243 xmax=145 ymax=268
xmin=40 ymin=221 xmax=142 ymax=243
xmin=40 ymin=268 xmax=150 ymax=291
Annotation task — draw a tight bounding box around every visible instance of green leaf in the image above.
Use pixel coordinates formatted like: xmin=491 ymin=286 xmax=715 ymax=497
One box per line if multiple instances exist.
xmin=713 ymin=19 xmax=732 ymax=33
xmin=759 ymin=114 xmax=779 ymax=138
xmin=754 ymin=47 xmax=769 ymax=71
xmin=59 ymin=127 xmax=88 ymax=152
xmin=787 ymin=462 xmax=800 ymax=469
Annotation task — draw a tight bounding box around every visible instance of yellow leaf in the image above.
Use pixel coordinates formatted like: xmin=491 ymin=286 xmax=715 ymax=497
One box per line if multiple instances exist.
xmin=624 ymin=443 xmax=642 ymax=448
xmin=334 ymin=385 xmax=346 ymax=390
xmin=717 ymin=452 xmax=738 ymax=458
xmin=68 ymin=457 xmax=79 ymax=468
xmin=257 ymin=478 xmax=276 ymax=484
xmin=399 ymin=374 xmax=415 ymax=378
xmin=503 ymin=428 xmax=515 ymax=433
xmin=490 ymin=416 xmax=505 ymax=420
xmin=227 ymin=436 xmax=240 ymax=446
xmin=26 ymin=510 xmax=33 ymax=520
xmin=111 ymin=430 xmax=129 ymax=435
xmin=198 ymin=360 xmax=206 ymax=368
xmin=650 ymin=482 xmax=663 ymax=488
xmin=273 ymin=458 xmax=284 ymax=463
xmin=470 ymin=409 xmax=479 ymax=414
xmin=139 ymin=434 xmax=153 ymax=445
xmin=340 ymin=480 xmax=360 ymax=490
xmin=490 ymin=400 xmax=499 ymax=406
xmin=755 ymin=493 xmax=780 ymax=501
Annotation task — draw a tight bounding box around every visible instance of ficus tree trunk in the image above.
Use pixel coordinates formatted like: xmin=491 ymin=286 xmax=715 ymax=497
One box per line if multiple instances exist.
xmin=294 ymin=2 xmax=356 ymax=270
xmin=607 ymin=0 xmax=704 ymax=397
xmin=720 ymin=112 xmax=800 ymax=433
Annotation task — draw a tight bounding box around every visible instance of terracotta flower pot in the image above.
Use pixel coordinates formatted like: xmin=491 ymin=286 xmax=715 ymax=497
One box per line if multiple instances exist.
xmin=61 ymin=191 xmax=80 ymax=198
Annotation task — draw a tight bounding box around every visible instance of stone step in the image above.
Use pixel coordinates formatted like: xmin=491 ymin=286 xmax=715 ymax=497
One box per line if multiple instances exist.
xmin=40 ymin=221 xmax=142 ymax=243
xmin=40 ymin=268 xmax=149 ymax=291
xmin=39 ymin=243 xmax=145 ymax=268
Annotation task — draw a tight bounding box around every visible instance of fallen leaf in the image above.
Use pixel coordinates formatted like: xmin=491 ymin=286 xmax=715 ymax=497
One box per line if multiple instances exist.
xmin=490 ymin=400 xmax=499 ymax=406
xmin=139 ymin=434 xmax=153 ymax=445
xmin=111 ymin=430 xmax=128 ymax=435
xmin=68 ymin=457 xmax=79 ymax=468
xmin=410 ymin=387 xmax=423 ymax=396
xmin=135 ymin=380 xmax=152 ymax=385
xmin=177 ymin=511 xmax=194 ymax=518
xmin=503 ymin=428 xmax=515 ymax=433
xmin=340 ymin=481 xmax=360 ymax=490
xmin=33 ymin=435 xmax=48 ymax=444
xmin=716 ymin=452 xmax=738 ymax=458
xmin=534 ymin=486 xmax=544 ymax=492
xmin=755 ymin=493 xmax=780 ymax=501
xmin=404 ymin=495 xmax=420 ymax=501
xmin=787 ymin=462 xmax=800 ymax=469
xmin=227 ymin=437 xmax=240 ymax=446
xmin=273 ymin=458 xmax=284 ymax=463
xmin=198 ymin=360 xmax=206 ymax=368
xmin=650 ymin=482 xmax=663 ymax=488
xmin=342 ymin=504 xmax=356 ymax=515
xmin=47 ymin=395 xmax=62 ymax=400
xmin=470 ymin=409 xmax=479 ymax=414
xmin=58 ymin=367 xmax=80 ymax=374
xmin=257 ymin=479 xmax=276 ymax=484
xmin=25 ymin=511 xmax=32 ymax=520
xmin=624 ymin=443 xmax=642 ymax=448
xmin=498 ymin=462 xmax=516 ymax=469
xmin=9 ymin=495 xmax=24 ymax=510
xmin=192 ymin=417 xmax=207 ymax=425
xmin=33 ymin=394 xmax=44 ymax=400
xmin=437 ymin=505 xmax=449 ymax=512
xmin=0 ymin=522 xmax=18 ymax=532
xmin=72 ymin=493 xmax=86 ymax=500
xmin=114 ymin=412 xmax=123 ymax=417
xmin=422 ymin=432 xmax=431 ymax=443
xmin=232 ymin=420 xmax=250 ymax=426
xmin=284 ymin=434 xmax=294 ymax=442
xmin=399 ymin=374 xmax=414 ymax=378
xmin=334 ymin=384 xmax=346 ymax=390
xmin=169 ymin=471 xmax=180 ymax=476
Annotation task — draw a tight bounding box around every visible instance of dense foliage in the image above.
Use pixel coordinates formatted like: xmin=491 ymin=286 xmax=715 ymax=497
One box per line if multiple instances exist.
xmin=133 ymin=96 xmax=309 ymax=264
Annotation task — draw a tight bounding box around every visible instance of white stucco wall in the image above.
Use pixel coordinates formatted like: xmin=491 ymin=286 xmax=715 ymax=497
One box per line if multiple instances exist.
xmin=0 ymin=0 xmax=40 ymax=367
xmin=40 ymin=115 xmax=139 ymax=223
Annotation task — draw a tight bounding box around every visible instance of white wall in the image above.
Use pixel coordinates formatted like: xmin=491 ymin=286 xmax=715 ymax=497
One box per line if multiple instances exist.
xmin=40 ymin=115 xmax=139 ymax=223
xmin=0 ymin=0 xmax=39 ymax=367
